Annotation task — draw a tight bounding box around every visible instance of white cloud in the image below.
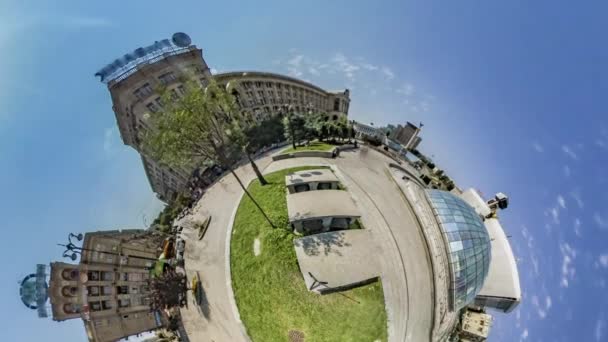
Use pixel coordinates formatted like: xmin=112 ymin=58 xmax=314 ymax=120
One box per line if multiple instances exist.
xmin=516 ymin=309 xmax=521 ymax=328
xmin=396 ymin=83 xmax=414 ymax=96
xmin=596 ymin=317 xmax=604 ymax=342
xmin=545 ymin=296 xmax=552 ymax=310
xmin=599 ymin=254 xmax=608 ymax=268
xmin=570 ymin=189 xmax=584 ymax=209
xmin=381 ymin=66 xmax=395 ymax=80
xmin=210 ymin=68 xmax=218 ymax=74
xmin=286 ymin=55 xmax=304 ymax=77
xmin=594 ymin=213 xmax=608 ymax=229
xmin=562 ymin=144 xmax=578 ymax=160
xmin=574 ymin=218 xmax=582 ymax=237
xmin=308 ymin=67 xmax=320 ymax=76
xmin=521 ymin=328 xmax=529 ymax=340
xmin=532 ymin=142 xmax=544 ymax=153
xmin=530 ymin=254 xmax=539 ymax=277
xmin=331 ymin=53 xmax=360 ymax=81
xmin=361 ymin=63 xmax=378 ymax=71
xmin=559 ymin=242 xmax=577 ymax=288
xmin=551 ymin=207 xmax=559 ymax=224
xmin=531 ymin=295 xmax=548 ymax=319
xmin=557 ymin=194 xmax=566 ymax=209
xmin=597 ymin=139 xmax=607 ymax=149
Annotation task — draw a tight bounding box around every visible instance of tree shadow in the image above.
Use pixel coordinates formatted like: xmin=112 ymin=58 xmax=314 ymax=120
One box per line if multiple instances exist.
xmin=194 ymin=274 xmax=211 ymax=320
xmin=294 ymin=231 xmax=351 ymax=257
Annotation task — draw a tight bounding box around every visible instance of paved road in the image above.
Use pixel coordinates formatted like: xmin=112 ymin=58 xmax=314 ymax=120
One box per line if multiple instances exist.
xmin=179 ymin=154 xmax=275 ymax=342
xmin=181 ymin=147 xmax=434 ymax=342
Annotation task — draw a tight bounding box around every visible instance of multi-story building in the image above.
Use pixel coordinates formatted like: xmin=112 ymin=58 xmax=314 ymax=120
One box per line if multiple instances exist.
xmin=393 ymin=122 xmax=422 ymax=150
xmin=459 ymin=309 xmax=493 ymax=341
xmin=353 ymin=121 xmax=382 ymax=141
xmin=21 ymin=230 xmax=163 ymax=342
xmin=97 ymin=32 xmax=350 ymax=202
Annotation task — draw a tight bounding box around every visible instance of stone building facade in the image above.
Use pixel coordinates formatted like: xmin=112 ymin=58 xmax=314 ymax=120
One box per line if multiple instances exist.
xmin=392 ymin=122 xmax=421 ymax=150
xmin=100 ymin=34 xmax=350 ymax=202
xmin=47 ymin=230 xmax=161 ymax=342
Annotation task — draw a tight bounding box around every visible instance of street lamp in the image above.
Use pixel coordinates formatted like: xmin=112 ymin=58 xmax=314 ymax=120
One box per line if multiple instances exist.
xmin=58 ymin=232 xmax=158 ymax=263
xmin=57 ymin=233 xmax=84 ymax=261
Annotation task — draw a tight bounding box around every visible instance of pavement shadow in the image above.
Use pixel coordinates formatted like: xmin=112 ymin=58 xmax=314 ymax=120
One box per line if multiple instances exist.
xmin=194 ymin=275 xmax=211 ymax=320
xmin=294 ymin=231 xmax=351 ymax=256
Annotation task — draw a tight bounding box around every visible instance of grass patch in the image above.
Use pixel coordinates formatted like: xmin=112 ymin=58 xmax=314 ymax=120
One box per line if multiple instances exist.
xmin=231 ymin=166 xmax=388 ymax=342
xmin=281 ymin=141 xmax=335 ymax=154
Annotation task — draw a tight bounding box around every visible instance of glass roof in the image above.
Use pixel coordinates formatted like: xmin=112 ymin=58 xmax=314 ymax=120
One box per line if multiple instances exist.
xmin=426 ymin=190 xmax=491 ymax=311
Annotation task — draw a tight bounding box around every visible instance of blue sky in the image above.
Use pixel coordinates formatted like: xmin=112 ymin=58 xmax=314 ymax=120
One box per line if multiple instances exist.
xmin=2 ymin=1 xmax=607 ymax=341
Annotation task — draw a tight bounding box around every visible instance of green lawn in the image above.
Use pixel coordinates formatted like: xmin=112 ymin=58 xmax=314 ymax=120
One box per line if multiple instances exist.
xmin=281 ymin=141 xmax=335 ymax=154
xmin=230 ymin=167 xmax=388 ymax=342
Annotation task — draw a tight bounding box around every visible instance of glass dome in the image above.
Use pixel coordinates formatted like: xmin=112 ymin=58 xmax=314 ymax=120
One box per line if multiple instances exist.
xmin=426 ymin=190 xmax=491 ymax=311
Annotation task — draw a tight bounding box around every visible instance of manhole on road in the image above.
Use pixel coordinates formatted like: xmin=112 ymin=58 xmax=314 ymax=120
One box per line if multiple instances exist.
xmin=288 ymin=330 xmax=305 ymax=342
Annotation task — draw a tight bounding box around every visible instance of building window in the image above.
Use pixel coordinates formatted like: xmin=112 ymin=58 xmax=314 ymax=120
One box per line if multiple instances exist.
xmin=62 ymin=286 xmax=78 ymax=297
xmin=158 ymin=72 xmax=176 ymax=85
xmin=117 ymin=285 xmax=129 ymax=294
xmin=62 ymin=269 xmax=79 ymax=281
xmin=87 ymin=271 xmax=100 ymax=281
xmin=139 ymin=297 xmax=151 ymax=306
xmin=146 ymin=102 xmax=159 ymax=113
xmin=133 ymin=83 xmax=153 ymax=100
xmin=266 ymin=82 xmax=272 ymax=88
xmin=334 ymin=99 xmax=340 ymax=111
xmin=102 ymin=301 xmax=112 ymax=310
xmin=119 ymin=299 xmax=131 ymax=308
xmin=170 ymin=88 xmax=179 ymax=100
xmin=87 ymin=286 xmax=100 ymax=297
xmin=101 ymin=271 xmax=113 ymax=281
xmin=255 ymin=82 xmax=262 ymax=88
xmin=90 ymin=302 xmax=102 ymax=312
xmin=63 ymin=303 xmax=81 ymax=314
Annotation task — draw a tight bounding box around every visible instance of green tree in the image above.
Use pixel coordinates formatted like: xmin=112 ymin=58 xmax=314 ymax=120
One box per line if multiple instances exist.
xmin=304 ymin=112 xmax=324 ymax=141
xmin=239 ymin=116 xmax=285 ymax=185
xmin=283 ymin=112 xmax=306 ymax=149
xmin=142 ymin=79 xmax=276 ymax=228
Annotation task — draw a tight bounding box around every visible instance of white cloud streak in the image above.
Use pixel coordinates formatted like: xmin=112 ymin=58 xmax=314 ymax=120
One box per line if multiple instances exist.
xmin=381 ymin=66 xmax=395 ymax=80
xmin=570 ymin=189 xmax=584 ymax=209
xmin=596 ymin=317 xmax=604 ymax=342
xmin=574 ymin=218 xmax=582 ymax=237
xmin=521 ymin=328 xmax=529 ymax=340
xmin=562 ymin=145 xmax=578 ymax=160
xmin=594 ymin=213 xmax=608 ymax=230
xmin=532 ymin=142 xmax=544 ymax=153
xmin=559 ymin=242 xmax=577 ymax=288
xmin=599 ymin=254 xmax=608 ymax=268
xmin=557 ymin=194 xmax=566 ymax=209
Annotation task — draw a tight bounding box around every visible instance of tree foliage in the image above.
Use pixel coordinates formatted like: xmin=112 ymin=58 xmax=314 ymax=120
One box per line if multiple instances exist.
xmin=283 ymin=113 xmax=306 ymax=149
xmin=142 ymin=78 xmax=276 ymax=228
xmin=244 ymin=116 xmax=284 ymax=153
xmin=142 ymin=79 xmax=242 ymax=169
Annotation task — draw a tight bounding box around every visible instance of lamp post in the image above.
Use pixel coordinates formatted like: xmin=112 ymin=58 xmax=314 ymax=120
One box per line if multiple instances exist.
xmin=58 ymin=232 xmax=158 ymax=263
